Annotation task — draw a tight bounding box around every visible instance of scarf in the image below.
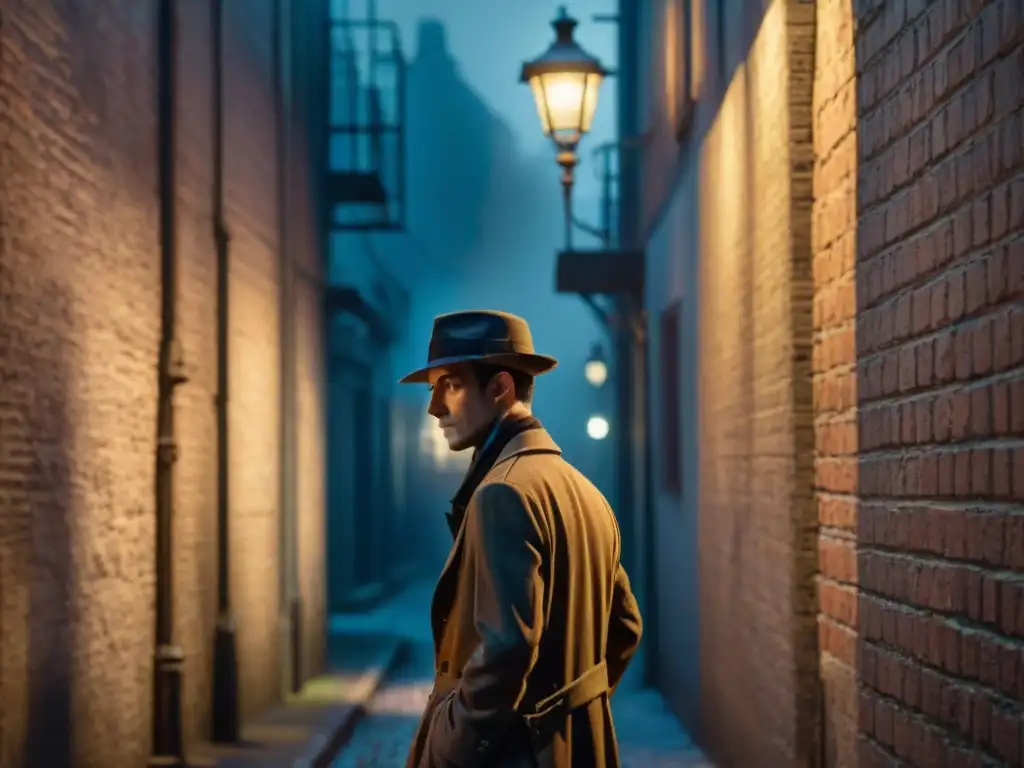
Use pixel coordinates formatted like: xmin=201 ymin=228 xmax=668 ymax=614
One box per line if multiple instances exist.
xmin=444 ymin=413 xmax=542 ymax=538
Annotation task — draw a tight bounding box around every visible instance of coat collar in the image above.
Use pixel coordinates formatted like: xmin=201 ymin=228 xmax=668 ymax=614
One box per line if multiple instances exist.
xmin=490 ymin=427 xmax=561 ymax=470
xmin=431 ymin=427 xmax=562 ymax=630
xmin=442 ymin=428 xmax=561 ymax=539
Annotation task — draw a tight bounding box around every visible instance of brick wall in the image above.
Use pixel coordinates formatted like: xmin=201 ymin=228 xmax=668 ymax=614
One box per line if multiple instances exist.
xmin=641 ymin=0 xmax=1024 ymax=765
xmin=641 ymin=0 xmax=821 ymax=764
xmin=850 ymin=1 xmax=1024 ymax=765
xmin=694 ymin=2 xmax=819 ymax=765
xmin=219 ymin=0 xmax=286 ymax=725
xmin=295 ymin=271 xmax=326 ymax=682
xmin=0 ymin=1 xmax=326 ymax=765
xmin=813 ymin=0 xmax=861 ymax=764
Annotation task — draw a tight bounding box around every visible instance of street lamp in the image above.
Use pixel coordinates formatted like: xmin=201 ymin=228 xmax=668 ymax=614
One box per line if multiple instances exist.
xmin=521 ymin=6 xmax=608 ymax=249
xmin=520 ymin=6 xmax=654 ymax=688
xmin=584 ymin=342 xmax=608 ymax=387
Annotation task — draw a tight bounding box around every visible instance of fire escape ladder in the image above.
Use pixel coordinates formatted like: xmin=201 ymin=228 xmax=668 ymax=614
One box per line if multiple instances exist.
xmin=328 ymin=0 xmax=406 ymax=231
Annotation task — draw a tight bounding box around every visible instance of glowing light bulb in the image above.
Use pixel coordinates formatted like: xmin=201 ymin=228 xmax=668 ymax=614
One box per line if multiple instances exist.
xmin=584 ymin=358 xmax=608 ymax=387
xmin=586 ymin=415 xmax=610 ymax=440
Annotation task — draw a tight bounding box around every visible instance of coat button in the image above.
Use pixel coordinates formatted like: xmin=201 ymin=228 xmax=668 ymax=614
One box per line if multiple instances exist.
xmin=439 ymin=661 xmax=449 ymax=673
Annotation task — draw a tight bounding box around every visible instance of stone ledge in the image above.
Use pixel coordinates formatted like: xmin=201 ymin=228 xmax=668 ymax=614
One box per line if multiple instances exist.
xmin=186 ymin=636 xmax=405 ymax=768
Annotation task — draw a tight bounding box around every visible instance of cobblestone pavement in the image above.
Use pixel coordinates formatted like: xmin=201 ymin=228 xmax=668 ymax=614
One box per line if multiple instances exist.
xmin=330 ymin=642 xmax=429 ymax=766
xmin=333 ymin=640 xmax=712 ymax=767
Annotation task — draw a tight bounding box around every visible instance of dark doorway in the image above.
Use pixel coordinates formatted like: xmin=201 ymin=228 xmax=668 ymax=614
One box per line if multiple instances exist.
xmin=326 ymin=351 xmax=380 ymax=613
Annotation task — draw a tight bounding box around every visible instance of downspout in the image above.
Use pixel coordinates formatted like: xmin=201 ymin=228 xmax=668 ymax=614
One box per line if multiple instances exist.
xmin=274 ymin=0 xmax=302 ymax=696
xmin=617 ymin=0 xmax=658 ymax=688
xmin=609 ymin=0 xmax=658 ymax=686
xmin=210 ymin=0 xmax=240 ymax=743
xmin=151 ymin=0 xmax=187 ymax=763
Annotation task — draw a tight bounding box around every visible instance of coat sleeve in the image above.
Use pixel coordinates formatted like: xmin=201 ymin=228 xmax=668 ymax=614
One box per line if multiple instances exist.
xmin=428 ymin=481 xmax=545 ymax=767
xmin=606 ymin=562 xmax=643 ymax=691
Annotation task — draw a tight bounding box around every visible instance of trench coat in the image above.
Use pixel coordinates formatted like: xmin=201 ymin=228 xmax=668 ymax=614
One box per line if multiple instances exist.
xmin=405 ymin=428 xmax=643 ymax=768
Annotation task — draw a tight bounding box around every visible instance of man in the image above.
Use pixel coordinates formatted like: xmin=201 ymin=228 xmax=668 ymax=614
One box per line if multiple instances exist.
xmin=399 ymin=309 xmax=643 ymax=768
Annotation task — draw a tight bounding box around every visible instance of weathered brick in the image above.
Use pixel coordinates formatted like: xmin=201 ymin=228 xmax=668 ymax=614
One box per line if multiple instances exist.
xmin=0 ymin=1 xmax=327 ymax=766
xmin=814 ymin=10 xmax=862 ymax=761
xmin=640 ymin=0 xmax=1024 ymax=765
xmin=849 ymin=0 xmax=1024 ymax=763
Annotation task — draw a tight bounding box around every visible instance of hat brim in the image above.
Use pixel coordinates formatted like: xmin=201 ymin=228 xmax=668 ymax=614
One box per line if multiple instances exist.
xmin=398 ymin=352 xmax=558 ymax=384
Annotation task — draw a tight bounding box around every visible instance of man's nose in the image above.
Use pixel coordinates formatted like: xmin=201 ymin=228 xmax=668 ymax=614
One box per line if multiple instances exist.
xmin=427 ymin=391 xmax=446 ymax=419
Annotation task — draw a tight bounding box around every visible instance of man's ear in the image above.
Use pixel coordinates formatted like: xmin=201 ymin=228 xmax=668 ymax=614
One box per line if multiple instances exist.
xmin=488 ymin=370 xmax=514 ymax=402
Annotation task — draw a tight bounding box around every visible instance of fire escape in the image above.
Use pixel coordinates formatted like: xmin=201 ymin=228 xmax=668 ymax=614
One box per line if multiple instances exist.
xmin=325 ymin=0 xmax=407 ymax=340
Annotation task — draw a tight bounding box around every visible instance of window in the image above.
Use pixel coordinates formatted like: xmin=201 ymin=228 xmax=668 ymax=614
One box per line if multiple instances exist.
xmin=659 ymin=302 xmax=682 ymax=495
xmin=672 ymin=0 xmax=695 ymax=141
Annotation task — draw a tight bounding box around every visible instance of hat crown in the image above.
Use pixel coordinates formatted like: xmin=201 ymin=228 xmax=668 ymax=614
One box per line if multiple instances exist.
xmin=427 ymin=310 xmax=536 ymax=362
xmin=397 ymin=310 xmax=557 ymax=384
xmin=433 ymin=310 xmax=532 ymax=348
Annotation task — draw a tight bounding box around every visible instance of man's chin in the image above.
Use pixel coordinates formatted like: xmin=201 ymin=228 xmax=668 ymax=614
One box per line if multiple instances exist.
xmin=445 ymin=437 xmax=472 ymax=452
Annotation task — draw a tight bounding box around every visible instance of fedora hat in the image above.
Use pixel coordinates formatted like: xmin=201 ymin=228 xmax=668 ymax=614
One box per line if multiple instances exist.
xmin=398 ymin=310 xmax=558 ymax=384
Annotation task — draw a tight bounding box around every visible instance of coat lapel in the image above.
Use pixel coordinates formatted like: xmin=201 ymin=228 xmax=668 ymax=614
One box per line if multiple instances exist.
xmin=429 ymin=429 xmax=562 ymax=639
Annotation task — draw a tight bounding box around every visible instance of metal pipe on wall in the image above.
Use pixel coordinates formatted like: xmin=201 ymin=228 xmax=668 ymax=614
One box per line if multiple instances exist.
xmin=612 ymin=303 xmax=636 ymax=571
xmin=630 ymin=310 xmax=655 ymax=685
xmin=613 ymin=0 xmax=659 ymax=686
xmin=150 ymin=0 xmax=187 ymax=763
xmin=210 ymin=0 xmax=241 ymax=743
xmin=274 ymin=0 xmax=303 ymax=697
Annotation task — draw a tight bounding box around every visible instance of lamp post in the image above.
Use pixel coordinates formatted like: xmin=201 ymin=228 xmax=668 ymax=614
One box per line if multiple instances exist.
xmin=520 ymin=8 xmax=651 ymax=681
xmin=520 ymin=6 xmax=608 ymax=250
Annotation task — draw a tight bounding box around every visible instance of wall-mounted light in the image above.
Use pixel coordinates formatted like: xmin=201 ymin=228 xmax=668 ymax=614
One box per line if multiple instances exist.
xmin=584 ymin=342 xmax=608 ymax=387
xmin=520 ymin=6 xmax=607 ymax=150
xmin=586 ymin=414 xmax=609 ymax=440
xmin=520 ymin=5 xmax=609 ymax=250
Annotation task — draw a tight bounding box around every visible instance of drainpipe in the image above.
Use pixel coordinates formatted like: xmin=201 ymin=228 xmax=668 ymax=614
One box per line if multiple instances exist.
xmin=274 ymin=0 xmax=302 ymax=696
xmin=150 ymin=0 xmax=187 ymax=764
xmin=210 ymin=0 xmax=240 ymax=743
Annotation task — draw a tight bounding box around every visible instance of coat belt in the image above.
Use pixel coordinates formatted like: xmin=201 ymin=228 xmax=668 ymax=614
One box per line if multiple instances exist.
xmin=430 ymin=661 xmax=610 ymax=738
xmin=519 ymin=660 xmax=610 ymax=737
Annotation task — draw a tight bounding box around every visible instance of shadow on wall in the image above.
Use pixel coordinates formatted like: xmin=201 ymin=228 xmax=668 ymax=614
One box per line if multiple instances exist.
xmin=24 ymin=335 xmax=74 ymax=768
xmin=0 ymin=279 xmax=77 ymax=768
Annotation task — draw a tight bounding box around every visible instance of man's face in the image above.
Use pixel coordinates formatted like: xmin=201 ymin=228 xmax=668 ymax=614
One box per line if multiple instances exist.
xmin=427 ymin=363 xmax=500 ymax=451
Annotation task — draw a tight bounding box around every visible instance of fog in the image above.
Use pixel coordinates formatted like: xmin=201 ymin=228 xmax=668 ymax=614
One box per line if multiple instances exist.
xmin=330 ymin=0 xmax=620 ymax=571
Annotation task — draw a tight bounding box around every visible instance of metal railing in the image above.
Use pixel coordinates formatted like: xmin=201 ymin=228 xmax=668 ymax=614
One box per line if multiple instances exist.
xmin=591 ymin=140 xmax=621 ymax=248
xmin=328 ymin=0 xmax=406 ymax=230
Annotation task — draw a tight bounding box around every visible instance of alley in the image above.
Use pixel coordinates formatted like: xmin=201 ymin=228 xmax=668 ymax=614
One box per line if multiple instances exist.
xmin=3 ymin=0 xmax=1023 ymax=766
xmin=330 ymin=583 xmax=710 ymax=767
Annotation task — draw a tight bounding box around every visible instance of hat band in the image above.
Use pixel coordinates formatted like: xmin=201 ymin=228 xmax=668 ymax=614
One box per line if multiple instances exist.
xmin=427 ymin=337 xmax=523 ymax=362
